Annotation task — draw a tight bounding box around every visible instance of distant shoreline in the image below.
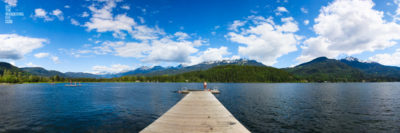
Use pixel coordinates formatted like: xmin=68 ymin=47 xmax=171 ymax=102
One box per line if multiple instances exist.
xmin=1 ymin=81 xmax=400 ymax=85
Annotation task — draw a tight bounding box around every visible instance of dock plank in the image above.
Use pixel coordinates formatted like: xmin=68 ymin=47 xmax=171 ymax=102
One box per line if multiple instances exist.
xmin=140 ymin=91 xmax=250 ymax=133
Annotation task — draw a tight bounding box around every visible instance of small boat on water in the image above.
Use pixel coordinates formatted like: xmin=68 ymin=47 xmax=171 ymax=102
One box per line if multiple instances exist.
xmin=65 ymin=81 xmax=82 ymax=87
xmin=210 ymin=89 xmax=220 ymax=94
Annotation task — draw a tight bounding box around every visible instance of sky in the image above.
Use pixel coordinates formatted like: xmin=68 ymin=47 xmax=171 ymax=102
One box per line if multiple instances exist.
xmin=1 ymin=0 xmax=400 ymax=74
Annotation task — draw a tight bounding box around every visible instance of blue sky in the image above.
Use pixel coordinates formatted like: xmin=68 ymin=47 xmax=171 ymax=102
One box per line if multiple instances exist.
xmin=1 ymin=0 xmax=400 ymax=74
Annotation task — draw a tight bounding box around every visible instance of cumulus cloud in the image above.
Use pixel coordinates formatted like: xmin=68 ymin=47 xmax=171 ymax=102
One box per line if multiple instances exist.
xmin=121 ymin=5 xmax=130 ymax=10
xmin=275 ymin=7 xmax=289 ymax=16
xmin=80 ymin=0 xmax=236 ymax=65
xmin=3 ymin=0 xmax=17 ymax=6
xmin=33 ymin=8 xmax=64 ymax=21
xmin=33 ymin=8 xmax=53 ymax=21
xmin=79 ymin=0 xmax=216 ymax=64
xmin=0 ymin=34 xmax=47 ymax=60
xmin=297 ymin=0 xmax=400 ymax=62
xmin=70 ymin=18 xmax=80 ymax=26
xmin=130 ymin=25 xmax=164 ymax=40
xmin=229 ymin=20 xmax=246 ymax=32
xmin=34 ymin=52 xmax=49 ymax=58
xmin=187 ymin=46 xmax=231 ymax=65
xmin=81 ymin=11 xmax=89 ymax=17
xmin=52 ymin=9 xmax=64 ymax=21
xmin=84 ymin=8 xmax=135 ymax=39
xmin=393 ymin=0 xmax=400 ymax=22
xmin=34 ymin=52 xmax=59 ymax=63
xmin=304 ymin=20 xmax=309 ymax=25
xmin=138 ymin=16 xmax=145 ymax=24
xmin=26 ymin=62 xmax=40 ymax=67
xmin=83 ymin=0 xmax=165 ymax=40
xmin=174 ymin=32 xmax=190 ymax=40
xmin=51 ymin=56 xmax=59 ymax=62
xmin=369 ymin=49 xmax=400 ymax=66
xmin=227 ymin=16 xmax=300 ymax=65
xmin=91 ymin=64 xmax=132 ymax=74
xmin=93 ymin=34 xmax=207 ymax=63
xmin=143 ymin=38 xmax=201 ymax=63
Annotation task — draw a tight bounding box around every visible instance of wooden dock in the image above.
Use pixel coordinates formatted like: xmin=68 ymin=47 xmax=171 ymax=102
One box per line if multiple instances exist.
xmin=140 ymin=91 xmax=250 ymax=133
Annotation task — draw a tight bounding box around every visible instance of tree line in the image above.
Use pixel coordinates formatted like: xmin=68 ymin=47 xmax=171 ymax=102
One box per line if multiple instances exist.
xmin=0 ymin=65 xmax=299 ymax=83
xmin=2 ymin=64 xmax=398 ymax=84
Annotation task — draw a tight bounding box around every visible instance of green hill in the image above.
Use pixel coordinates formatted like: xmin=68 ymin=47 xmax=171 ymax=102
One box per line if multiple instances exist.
xmin=0 ymin=62 xmax=23 ymax=75
xmin=138 ymin=65 xmax=297 ymax=82
xmin=0 ymin=62 xmax=31 ymax=83
xmin=340 ymin=57 xmax=400 ymax=80
xmin=284 ymin=57 xmax=365 ymax=82
xmin=21 ymin=67 xmax=65 ymax=77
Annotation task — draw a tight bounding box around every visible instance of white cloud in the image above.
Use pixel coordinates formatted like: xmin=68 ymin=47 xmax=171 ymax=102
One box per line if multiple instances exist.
xmin=84 ymin=0 xmax=167 ymax=40
xmin=369 ymin=49 xmax=400 ymax=66
xmin=174 ymin=32 xmax=190 ymax=40
xmin=121 ymin=5 xmax=130 ymax=10
xmin=52 ymin=9 xmax=64 ymax=21
xmin=187 ymin=47 xmax=231 ymax=65
xmin=130 ymin=25 xmax=164 ymax=40
xmin=304 ymin=20 xmax=309 ymax=25
xmin=33 ymin=8 xmax=53 ymax=21
xmin=81 ymin=11 xmax=89 ymax=17
xmin=228 ymin=20 xmax=246 ymax=32
xmin=26 ymin=62 xmax=40 ymax=67
xmin=3 ymin=0 xmax=17 ymax=6
xmin=84 ymin=0 xmax=137 ymax=39
xmin=276 ymin=0 xmax=288 ymax=3
xmin=61 ymin=48 xmax=93 ymax=58
xmin=64 ymin=5 xmax=70 ymax=8
xmin=276 ymin=17 xmax=299 ymax=32
xmin=0 ymin=34 xmax=47 ymax=60
xmin=298 ymin=0 xmax=400 ymax=62
xmin=92 ymin=35 xmax=207 ymax=63
xmin=227 ymin=16 xmax=300 ymax=65
xmin=34 ymin=52 xmax=49 ymax=58
xmin=87 ymin=14 xmax=136 ymax=39
xmin=92 ymin=64 xmax=132 ymax=74
xmin=394 ymin=0 xmax=400 ymax=22
xmin=33 ymin=8 xmax=64 ymax=21
xmin=300 ymin=7 xmax=308 ymax=14
xmin=143 ymin=38 xmax=201 ymax=63
xmin=70 ymin=18 xmax=80 ymax=26
xmin=33 ymin=52 xmax=59 ymax=63
xmin=275 ymin=7 xmax=289 ymax=15
xmin=81 ymin=0 xmax=221 ymax=64
xmin=51 ymin=56 xmax=59 ymax=62
xmin=138 ymin=16 xmax=145 ymax=24
xmin=34 ymin=8 xmax=47 ymax=17
xmin=277 ymin=7 xmax=288 ymax=12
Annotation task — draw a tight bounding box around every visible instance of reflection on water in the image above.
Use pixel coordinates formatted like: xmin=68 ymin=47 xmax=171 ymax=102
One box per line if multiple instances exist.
xmin=0 ymin=83 xmax=399 ymax=132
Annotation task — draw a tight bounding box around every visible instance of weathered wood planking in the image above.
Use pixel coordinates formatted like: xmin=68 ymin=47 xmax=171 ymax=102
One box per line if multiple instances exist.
xmin=140 ymin=91 xmax=250 ymax=133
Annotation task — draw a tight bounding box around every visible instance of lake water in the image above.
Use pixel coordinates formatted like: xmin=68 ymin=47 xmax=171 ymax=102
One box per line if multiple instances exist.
xmin=0 ymin=83 xmax=399 ymax=132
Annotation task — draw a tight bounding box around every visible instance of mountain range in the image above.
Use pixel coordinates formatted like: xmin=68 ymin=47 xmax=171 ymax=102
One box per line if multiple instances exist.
xmin=113 ymin=59 xmax=265 ymax=77
xmin=285 ymin=57 xmax=400 ymax=82
xmin=1 ymin=57 xmax=400 ymax=82
xmin=3 ymin=59 xmax=264 ymax=78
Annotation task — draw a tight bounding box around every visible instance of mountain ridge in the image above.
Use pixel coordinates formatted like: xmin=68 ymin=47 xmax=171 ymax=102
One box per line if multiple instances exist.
xmin=2 ymin=57 xmax=400 ymax=82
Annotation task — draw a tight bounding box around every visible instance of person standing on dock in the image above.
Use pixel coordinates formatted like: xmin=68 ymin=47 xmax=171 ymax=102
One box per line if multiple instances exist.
xmin=203 ymin=81 xmax=207 ymax=90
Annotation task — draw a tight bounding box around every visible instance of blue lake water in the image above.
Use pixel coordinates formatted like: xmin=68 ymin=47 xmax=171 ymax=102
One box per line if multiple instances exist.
xmin=0 ymin=83 xmax=399 ymax=132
